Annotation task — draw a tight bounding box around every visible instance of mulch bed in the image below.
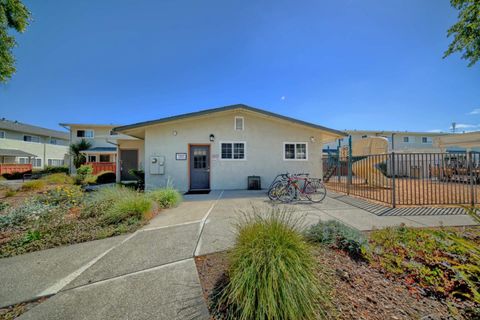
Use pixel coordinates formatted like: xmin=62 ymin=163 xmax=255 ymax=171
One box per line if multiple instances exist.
xmin=195 ymin=247 xmax=470 ymax=320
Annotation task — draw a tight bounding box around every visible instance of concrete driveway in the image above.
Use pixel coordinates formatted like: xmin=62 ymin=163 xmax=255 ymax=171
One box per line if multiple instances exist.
xmin=1 ymin=190 xmax=476 ymax=319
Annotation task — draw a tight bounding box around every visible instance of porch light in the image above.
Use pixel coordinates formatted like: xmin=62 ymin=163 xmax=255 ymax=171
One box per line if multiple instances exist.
xmin=172 ymin=130 xmax=177 ymax=136
xmin=310 ymin=136 xmax=315 ymax=143
xmin=209 ymin=134 xmax=215 ymax=142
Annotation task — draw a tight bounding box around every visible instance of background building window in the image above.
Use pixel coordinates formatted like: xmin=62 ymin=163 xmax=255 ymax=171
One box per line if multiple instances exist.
xmin=88 ymin=155 xmax=97 ymax=162
xmin=284 ymin=143 xmax=307 ymax=160
xmin=221 ymin=142 xmax=245 ymax=159
xmin=50 ymin=138 xmax=58 ymax=145
xmin=403 ymin=136 xmax=409 ymax=143
xmin=77 ymin=129 xmax=94 ymax=138
xmin=100 ymin=154 xmax=110 ymax=162
xmin=0 ymin=131 xmax=5 ymax=139
xmin=48 ymin=159 xmax=64 ymax=166
xmin=422 ymin=137 xmax=432 ymax=143
xmin=24 ymin=135 xmax=40 ymax=143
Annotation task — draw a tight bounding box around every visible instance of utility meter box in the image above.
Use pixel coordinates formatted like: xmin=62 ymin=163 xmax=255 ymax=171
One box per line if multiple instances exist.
xmin=150 ymin=156 xmax=165 ymax=175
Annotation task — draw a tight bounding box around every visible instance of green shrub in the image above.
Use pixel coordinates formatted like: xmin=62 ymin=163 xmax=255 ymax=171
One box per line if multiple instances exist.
xmin=22 ymin=180 xmax=46 ymax=191
xmin=77 ymin=164 xmax=93 ymax=176
xmin=102 ymin=193 xmax=152 ymax=225
xmin=368 ymin=226 xmax=480 ymax=305
xmin=215 ymin=208 xmax=328 ymax=320
xmin=305 ymin=220 xmax=367 ymax=259
xmin=0 ymin=202 xmax=9 ymax=212
xmin=0 ymin=201 xmax=54 ymax=230
xmin=96 ymin=171 xmax=116 ymax=184
xmin=37 ymin=185 xmax=84 ymax=206
xmin=42 ymin=166 xmax=69 ymax=174
xmin=41 ymin=173 xmax=74 ymax=185
xmin=148 ymin=187 xmax=182 ymax=208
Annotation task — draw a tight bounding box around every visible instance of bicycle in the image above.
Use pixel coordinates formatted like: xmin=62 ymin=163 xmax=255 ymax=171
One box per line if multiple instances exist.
xmin=268 ymin=173 xmax=326 ymax=203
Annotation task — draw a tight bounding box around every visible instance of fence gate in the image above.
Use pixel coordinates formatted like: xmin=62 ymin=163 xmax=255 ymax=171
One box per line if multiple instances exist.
xmin=323 ymin=151 xmax=480 ymax=207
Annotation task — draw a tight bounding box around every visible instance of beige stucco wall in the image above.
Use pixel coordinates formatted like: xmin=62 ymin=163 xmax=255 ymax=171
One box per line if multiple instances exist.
xmin=143 ymin=111 xmax=325 ymax=191
xmin=0 ymin=138 xmax=68 ymax=169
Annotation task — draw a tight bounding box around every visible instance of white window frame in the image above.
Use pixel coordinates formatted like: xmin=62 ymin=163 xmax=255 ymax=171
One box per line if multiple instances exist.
xmin=234 ymin=116 xmax=244 ymax=131
xmin=421 ymin=136 xmax=432 ymax=144
xmin=48 ymin=159 xmax=65 ymax=166
xmin=283 ymin=142 xmax=308 ymax=161
xmin=76 ymin=129 xmax=95 ymax=139
xmin=23 ymin=135 xmax=40 ymax=143
xmin=19 ymin=157 xmax=41 ymax=167
xmin=219 ymin=141 xmax=247 ymax=161
xmin=0 ymin=131 xmax=5 ymax=139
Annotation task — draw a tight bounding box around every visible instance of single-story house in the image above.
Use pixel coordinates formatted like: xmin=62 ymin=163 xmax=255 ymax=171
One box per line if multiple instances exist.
xmin=113 ymin=104 xmax=346 ymax=191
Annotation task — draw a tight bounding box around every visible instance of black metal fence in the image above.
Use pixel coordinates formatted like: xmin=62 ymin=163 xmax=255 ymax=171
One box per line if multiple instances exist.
xmin=323 ymin=152 xmax=480 ymax=207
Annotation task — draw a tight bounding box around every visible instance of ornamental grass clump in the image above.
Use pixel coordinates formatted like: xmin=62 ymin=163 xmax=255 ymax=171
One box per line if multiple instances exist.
xmin=216 ymin=208 xmax=329 ymax=320
xmin=147 ymin=187 xmax=182 ymax=208
xmin=21 ymin=180 xmax=46 ymax=191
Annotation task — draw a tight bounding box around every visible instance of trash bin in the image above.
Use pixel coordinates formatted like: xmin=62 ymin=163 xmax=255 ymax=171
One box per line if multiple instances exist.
xmin=248 ymin=176 xmax=261 ymax=190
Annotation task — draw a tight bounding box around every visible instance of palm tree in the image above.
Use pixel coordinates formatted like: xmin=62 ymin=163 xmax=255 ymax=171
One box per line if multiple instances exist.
xmin=69 ymin=139 xmax=92 ymax=168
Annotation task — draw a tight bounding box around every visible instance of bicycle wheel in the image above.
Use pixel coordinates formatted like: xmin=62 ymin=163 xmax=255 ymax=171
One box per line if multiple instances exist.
xmin=268 ymin=181 xmax=283 ymax=200
xmin=305 ymin=179 xmax=327 ymax=203
xmin=275 ymin=182 xmax=295 ymax=203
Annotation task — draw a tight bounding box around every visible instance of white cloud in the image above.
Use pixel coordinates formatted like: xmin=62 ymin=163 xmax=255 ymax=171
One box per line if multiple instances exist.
xmin=451 ymin=123 xmax=477 ymax=129
xmin=468 ymin=108 xmax=480 ymax=115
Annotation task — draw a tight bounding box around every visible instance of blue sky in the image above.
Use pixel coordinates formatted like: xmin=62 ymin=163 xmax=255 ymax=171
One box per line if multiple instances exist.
xmin=0 ymin=0 xmax=479 ymax=133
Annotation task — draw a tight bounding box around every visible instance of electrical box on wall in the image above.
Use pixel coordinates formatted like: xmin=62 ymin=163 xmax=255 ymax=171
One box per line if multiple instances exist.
xmin=150 ymin=156 xmax=165 ymax=175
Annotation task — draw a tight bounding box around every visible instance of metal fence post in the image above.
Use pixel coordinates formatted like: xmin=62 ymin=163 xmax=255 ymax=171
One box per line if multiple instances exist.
xmin=469 ymin=151 xmax=475 ymax=207
xmin=391 ymin=152 xmax=396 ymax=208
xmin=347 ymin=136 xmax=352 ymax=195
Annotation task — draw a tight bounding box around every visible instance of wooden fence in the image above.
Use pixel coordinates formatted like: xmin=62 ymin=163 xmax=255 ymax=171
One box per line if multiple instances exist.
xmin=0 ymin=164 xmax=32 ymax=175
xmin=86 ymin=162 xmax=116 ymax=175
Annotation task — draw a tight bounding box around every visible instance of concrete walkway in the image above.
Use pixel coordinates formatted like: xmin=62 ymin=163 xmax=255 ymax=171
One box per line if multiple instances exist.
xmin=0 ymin=190 xmax=476 ymax=319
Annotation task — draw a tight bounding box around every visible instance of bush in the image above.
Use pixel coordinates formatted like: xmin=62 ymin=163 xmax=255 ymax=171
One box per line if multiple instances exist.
xmin=367 ymin=226 xmax=480 ymax=306
xmin=2 ymin=170 xmax=31 ymax=180
xmin=96 ymin=171 xmax=116 ymax=184
xmin=305 ymin=220 xmax=367 ymax=259
xmin=22 ymin=180 xmax=46 ymax=191
xmin=148 ymin=187 xmax=182 ymax=208
xmin=0 ymin=200 xmax=54 ymax=230
xmin=215 ymin=208 xmax=328 ymax=320
xmin=37 ymin=185 xmax=83 ymax=206
xmin=76 ymin=164 xmax=93 ymax=176
xmin=102 ymin=193 xmax=152 ymax=225
xmin=42 ymin=166 xmax=69 ymax=174
xmin=41 ymin=173 xmax=74 ymax=185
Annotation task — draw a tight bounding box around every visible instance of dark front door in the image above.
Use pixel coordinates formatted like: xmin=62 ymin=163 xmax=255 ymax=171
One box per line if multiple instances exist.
xmin=120 ymin=149 xmax=138 ymax=180
xmin=190 ymin=145 xmax=210 ymax=190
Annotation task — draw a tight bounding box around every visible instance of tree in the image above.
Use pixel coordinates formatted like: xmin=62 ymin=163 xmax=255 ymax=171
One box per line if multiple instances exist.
xmin=444 ymin=0 xmax=480 ymax=67
xmin=0 ymin=0 xmax=31 ymax=83
xmin=69 ymin=139 xmax=92 ymax=169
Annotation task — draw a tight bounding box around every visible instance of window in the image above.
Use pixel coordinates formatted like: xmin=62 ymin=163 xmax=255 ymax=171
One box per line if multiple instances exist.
xmin=422 ymin=137 xmax=432 ymax=144
xmin=77 ymin=129 xmax=94 ymax=138
xmin=109 ymin=130 xmax=118 ymax=136
xmin=20 ymin=157 xmax=41 ymax=167
xmin=234 ymin=117 xmax=244 ymax=131
xmin=100 ymin=154 xmax=110 ymax=162
xmin=220 ymin=142 xmax=246 ymax=160
xmin=284 ymin=142 xmax=308 ymax=160
xmin=24 ymin=135 xmax=40 ymax=143
xmin=32 ymin=158 xmax=42 ymax=167
xmin=0 ymin=131 xmax=5 ymax=139
xmin=48 ymin=159 xmax=64 ymax=166
xmin=50 ymin=138 xmax=58 ymax=145
xmin=88 ymin=155 xmax=97 ymax=162
xmin=361 ymin=135 xmax=368 ymax=139
xmin=403 ymin=136 xmax=409 ymax=143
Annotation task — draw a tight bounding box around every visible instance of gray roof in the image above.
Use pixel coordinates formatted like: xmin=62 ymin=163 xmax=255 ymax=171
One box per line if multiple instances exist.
xmin=0 ymin=119 xmax=69 ymax=140
xmin=0 ymin=148 xmax=36 ymax=157
xmin=114 ymin=104 xmax=346 ymax=136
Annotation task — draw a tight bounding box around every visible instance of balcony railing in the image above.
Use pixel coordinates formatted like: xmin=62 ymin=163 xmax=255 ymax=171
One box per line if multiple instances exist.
xmin=0 ymin=164 xmax=33 ymax=175
xmin=86 ymin=162 xmax=116 ymax=175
